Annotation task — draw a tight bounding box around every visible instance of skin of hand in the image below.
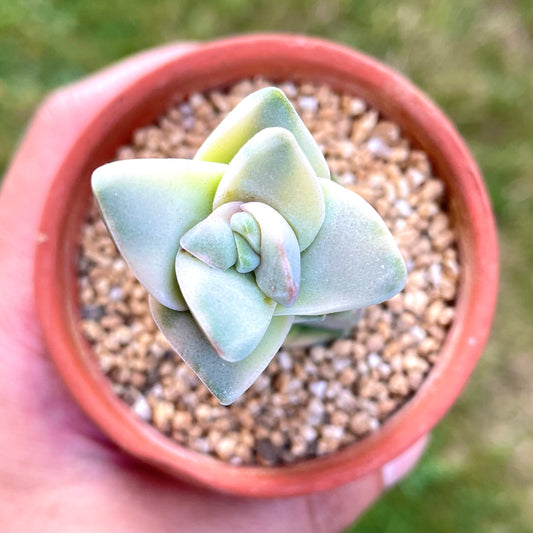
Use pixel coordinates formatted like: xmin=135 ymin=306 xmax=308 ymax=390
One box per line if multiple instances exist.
xmin=0 ymin=43 xmax=427 ymax=533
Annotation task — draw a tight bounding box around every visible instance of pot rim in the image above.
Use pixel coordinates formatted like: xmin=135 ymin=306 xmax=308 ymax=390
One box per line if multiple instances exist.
xmin=34 ymin=33 xmax=498 ymax=497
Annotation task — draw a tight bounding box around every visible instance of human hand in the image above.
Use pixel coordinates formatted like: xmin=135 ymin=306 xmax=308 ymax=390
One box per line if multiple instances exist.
xmin=0 ymin=43 xmax=427 ymax=533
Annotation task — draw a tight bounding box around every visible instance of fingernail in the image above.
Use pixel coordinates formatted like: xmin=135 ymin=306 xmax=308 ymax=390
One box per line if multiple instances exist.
xmin=381 ymin=435 xmax=428 ymax=488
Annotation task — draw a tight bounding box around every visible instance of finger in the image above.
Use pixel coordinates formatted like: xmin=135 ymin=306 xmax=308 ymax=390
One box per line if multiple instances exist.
xmin=219 ymin=472 xmax=382 ymax=533
xmin=80 ymin=463 xmax=383 ymax=533
xmin=8 ymin=436 xmax=428 ymax=533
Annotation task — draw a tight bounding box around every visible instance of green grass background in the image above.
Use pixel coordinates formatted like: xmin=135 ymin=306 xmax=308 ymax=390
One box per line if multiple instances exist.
xmin=1 ymin=1 xmax=531 ymax=531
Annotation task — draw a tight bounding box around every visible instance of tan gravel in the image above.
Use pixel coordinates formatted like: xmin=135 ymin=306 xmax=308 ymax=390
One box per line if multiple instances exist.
xmin=78 ymin=78 xmax=460 ymax=466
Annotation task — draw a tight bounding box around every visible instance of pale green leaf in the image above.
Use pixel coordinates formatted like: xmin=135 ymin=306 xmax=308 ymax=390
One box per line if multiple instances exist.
xmin=150 ymin=297 xmax=293 ymax=405
xmin=275 ymin=179 xmax=407 ymax=315
xmin=214 ymin=127 xmax=325 ymax=251
xmin=320 ymin=309 xmax=364 ymax=330
xmin=180 ymin=202 xmax=241 ymax=270
xmin=92 ymin=159 xmax=226 ymax=310
xmin=234 ymin=233 xmax=260 ymax=273
xmin=194 ymin=86 xmax=330 ymax=179
xmin=242 ymin=202 xmax=301 ymax=307
xmin=282 ymin=324 xmax=342 ymax=350
xmin=175 ymin=249 xmax=276 ymax=362
xmin=230 ymin=211 xmax=261 ymax=253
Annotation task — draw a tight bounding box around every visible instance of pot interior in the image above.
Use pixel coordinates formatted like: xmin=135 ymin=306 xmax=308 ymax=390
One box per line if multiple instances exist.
xmin=38 ymin=36 xmax=497 ymax=497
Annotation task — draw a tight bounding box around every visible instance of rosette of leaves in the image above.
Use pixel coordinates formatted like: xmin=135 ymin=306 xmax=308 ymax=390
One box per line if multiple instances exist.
xmin=92 ymin=87 xmax=406 ymax=405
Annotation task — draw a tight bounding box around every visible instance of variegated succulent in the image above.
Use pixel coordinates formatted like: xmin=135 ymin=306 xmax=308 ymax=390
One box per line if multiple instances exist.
xmin=92 ymin=87 xmax=406 ymax=405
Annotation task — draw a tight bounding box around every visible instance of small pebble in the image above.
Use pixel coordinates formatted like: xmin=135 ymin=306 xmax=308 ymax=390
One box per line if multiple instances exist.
xmin=309 ymin=380 xmax=327 ymax=398
xmin=338 ymin=367 xmax=357 ymax=386
xmin=256 ymin=438 xmax=280 ymax=465
xmin=298 ymin=96 xmax=318 ymax=113
xmin=152 ymin=400 xmax=174 ymax=432
xmin=215 ymin=436 xmax=237 ymax=461
xmin=331 ymin=338 xmax=353 ymax=357
xmin=395 ymin=199 xmax=412 ymax=217
xmin=132 ymin=394 xmax=152 ymax=421
xmin=322 ymin=425 xmax=345 ymax=440
xmin=350 ymin=412 xmax=373 ymax=436
xmin=388 ymin=373 xmax=410 ymax=397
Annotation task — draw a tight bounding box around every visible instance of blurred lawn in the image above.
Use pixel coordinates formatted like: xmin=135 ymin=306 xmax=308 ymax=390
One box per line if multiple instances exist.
xmin=1 ymin=1 xmax=531 ymax=531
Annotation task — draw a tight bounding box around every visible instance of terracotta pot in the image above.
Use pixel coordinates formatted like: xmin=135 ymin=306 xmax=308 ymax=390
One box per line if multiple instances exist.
xmin=27 ymin=34 xmax=497 ymax=497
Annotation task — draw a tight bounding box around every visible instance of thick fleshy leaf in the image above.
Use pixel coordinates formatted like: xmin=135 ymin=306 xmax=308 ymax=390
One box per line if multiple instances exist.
xmin=92 ymin=159 xmax=226 ymax=310
xmin=175 ymin=249 xmax=276 ymax=362
xmin=230 ymin=211 xmax=261 ymax=253
xmin=275 ymin=179 xmax=407 ymax=315
xmin=214 ymin=128 xmax=325 ymax=251
xmin=242 ymin=202 xmax=301 ymax=307
xmin=150 ymin=297 xmax=294 ymax=405
xmin=282 ymin=324 xmax=342 ymax=350
xmin=320 ymin=309 xmax=364 ymax=330
xmin=234 ymin=234 xmax=260 ymax=273
xmin=285 ymin=309 xmax=364 ymax=348
xmin=293 ymin=315 xmax=327 ymax=324
xmin=194 ymin=86 xmax=330 ymax=179
xmin=180 ymin=202 xmax=241 ymax=270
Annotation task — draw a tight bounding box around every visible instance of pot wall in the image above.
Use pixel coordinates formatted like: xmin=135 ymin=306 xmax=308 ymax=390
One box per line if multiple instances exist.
xmin=32 ymin=35 xmax=498 ymax=496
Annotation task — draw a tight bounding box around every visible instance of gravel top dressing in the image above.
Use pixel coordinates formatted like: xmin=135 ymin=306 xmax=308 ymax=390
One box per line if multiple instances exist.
xmin=78 ymin=79 xmax=460 ymax=466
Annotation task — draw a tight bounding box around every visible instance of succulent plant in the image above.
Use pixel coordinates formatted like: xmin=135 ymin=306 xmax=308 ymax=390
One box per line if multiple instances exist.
xmin=92 ymin=87 xmax=406 ymax=405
